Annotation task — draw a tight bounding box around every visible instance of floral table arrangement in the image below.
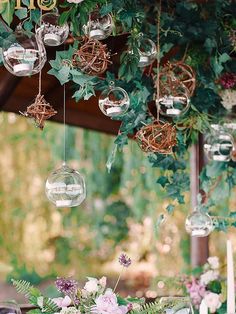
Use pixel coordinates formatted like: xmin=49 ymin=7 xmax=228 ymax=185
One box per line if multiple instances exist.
xmin=12 ymin=254 xmax=171 ymax=314
xmin=184 ymin=256 xmax=226 ymax=314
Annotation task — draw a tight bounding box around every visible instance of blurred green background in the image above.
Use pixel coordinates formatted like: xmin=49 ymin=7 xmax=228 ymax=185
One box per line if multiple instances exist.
xmin=0 ymin=112 xmax=233 ymax=302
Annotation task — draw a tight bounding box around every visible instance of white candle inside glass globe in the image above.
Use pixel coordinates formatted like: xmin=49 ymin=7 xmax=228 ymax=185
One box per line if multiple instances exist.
xmin=44 ymin=33 xmax=61 ymax=46
xmin=90 ymin=29 xmax=105 ymax=39
xmin=139 ymin=55 xmax=150 ymax=66
xmin=213 ymin=154 xmax=229 ymax=161
xmin=191 ymin=229 xmax=208 ymax=237
xmin=13 ymin=63 xmax=32 ymax=75
xmin=106 ymin=107 xmax=122 ymax=116
xmin=56 ymin=200 xmax=73 ymax=207
xmin=166 ymin=108 xmax=181 ymax=116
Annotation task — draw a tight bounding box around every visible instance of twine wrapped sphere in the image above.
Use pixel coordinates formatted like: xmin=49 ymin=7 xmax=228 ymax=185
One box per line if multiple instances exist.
xmin=72 ymin=39 xmax=111 ymax=76
xmin=160 ymin=61 xmax=196 ymax=97
xmin=135 ymin=120 xmax=177 ymax=154
xmin=21 ymin=94 xmax=57 ymax=130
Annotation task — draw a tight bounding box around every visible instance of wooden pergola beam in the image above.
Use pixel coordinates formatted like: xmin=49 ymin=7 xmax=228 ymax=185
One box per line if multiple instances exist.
xmin=0 ymin=72 xmax=21 ymax=109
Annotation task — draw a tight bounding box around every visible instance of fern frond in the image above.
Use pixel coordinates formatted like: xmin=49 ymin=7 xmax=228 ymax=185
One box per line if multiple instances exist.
xmin=12 ymin=279 xmax=33 ymax=298
xmin=131 ymin=301 xmax=163 ymax=314
xmin=42 ymin=297 xmax=60 ymax=313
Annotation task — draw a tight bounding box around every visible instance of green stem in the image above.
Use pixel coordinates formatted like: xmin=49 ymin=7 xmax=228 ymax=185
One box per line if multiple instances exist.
xmin=113 ymin=267 xmax=124 ymax=292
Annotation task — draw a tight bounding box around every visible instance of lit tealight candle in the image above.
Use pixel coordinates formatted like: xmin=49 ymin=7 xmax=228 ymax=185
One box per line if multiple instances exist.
xmin=166 ymin=108 xmax=181 ymax=116
xmin=13 ymin=63 xmax=32 ymax=75
xmin=106 ymin=106 xmax=122 ymax=116
xmin=56 ymin=200 xmax=73 ymax=207
xmin=90 ymin=29 xmax=105 ymax=40
xmin=139 ymin=55 xmax=150 ymax=66
xmin=213 ymin=154 xmax=228 ymax=161
xmin=44 ymin=33 xmax=61 ymax=46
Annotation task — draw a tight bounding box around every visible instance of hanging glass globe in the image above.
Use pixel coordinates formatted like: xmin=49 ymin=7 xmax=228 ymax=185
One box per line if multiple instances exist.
xmin=45 ymin=163 xmax=86 ymax=208
xmin=158 ymin=78 xmax=190 ymax=117
xmin=2 ymin=25 xmax=46 ymax=76
xmin=204 ymin=124 xmax=234 ymax=162
xmin=185 ymin=208 xmax=214 ymax=237
xmin=36 ymin=9 xmax=69 ymax=46
xmin=137 ymin=36 xmax=157 ymax=68
xmin=83 ymin=12 xmax=113 ymax=40
xmin=98 ymin=82 xmax=130 ymax=118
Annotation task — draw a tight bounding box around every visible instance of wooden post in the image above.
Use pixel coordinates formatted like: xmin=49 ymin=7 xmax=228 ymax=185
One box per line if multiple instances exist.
xmin=190 ymin=134 xmax=209 ymax=267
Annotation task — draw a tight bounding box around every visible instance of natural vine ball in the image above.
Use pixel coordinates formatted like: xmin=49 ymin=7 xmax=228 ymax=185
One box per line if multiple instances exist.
xmin=135 ymin=121 xmax=177 ymax=154
xmin=21 ymin=94 xmax=57 ymax=130
xmin=45 ymin=163 xmax=86 ymax=208
xmin=72 ymin=39 xmax=111 ymax=76
xmin=160 ymin=62 xmax=196 ymax=97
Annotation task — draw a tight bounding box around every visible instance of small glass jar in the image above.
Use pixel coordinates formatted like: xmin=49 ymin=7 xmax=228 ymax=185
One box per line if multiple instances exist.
xmin=83 ymin=12 xmax=113 ymax=40
xmin=45 ymin=163 xmax=86 ymax=208
xmin=2 ymin=25 xmax=46 ymax=76
xmin=36 ymin=9 xmax=69 ymax=46
xmin=137 ymin=36 xmax=156 ymax=68
xmin=204 ymin=124 xmax=234 ymax=162
xmin=98 ymin=82 xmax=130 ymax=118
xmin=185 ymin=208 xmax=214 ymax=237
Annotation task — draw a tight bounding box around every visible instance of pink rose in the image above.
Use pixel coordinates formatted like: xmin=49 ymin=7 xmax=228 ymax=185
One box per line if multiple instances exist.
xmin=204 ymin=292 xmax=222 ymax=313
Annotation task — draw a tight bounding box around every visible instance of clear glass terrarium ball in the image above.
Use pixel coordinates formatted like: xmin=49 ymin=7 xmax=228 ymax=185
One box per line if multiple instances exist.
xmin=137 ymin=37 xmax=157 ymax=68
xmin=98 ymin=82 xmax=130 ymax=118
xmin=185 ymin=209 xmax=214 ymax=237
xmin=159 ymin=92 xmax=190 ymax=117
xmin=83 ymin=12 xmax=113 ymax=40
xmin=36 ymin=10 xmax=69 ymax=46
xmin=45 ymin=163 xmax=86 ymax=208
xmin=2 ymin=26 xmax=46 ymax=76
xmin=204 ymin=126 xmax=233 ymax=162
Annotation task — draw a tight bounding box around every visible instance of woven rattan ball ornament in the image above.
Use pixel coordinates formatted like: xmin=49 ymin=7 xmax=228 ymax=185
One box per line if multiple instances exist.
xmin=21 ymin=94 xmax=57 ymax=130
xmin=72 ymin=39 xmax=111 ymax=76
xmin=135 ymin=120 xmax=177 ymax=154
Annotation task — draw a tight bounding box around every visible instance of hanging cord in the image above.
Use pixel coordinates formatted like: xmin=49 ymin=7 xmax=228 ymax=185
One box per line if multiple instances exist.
xmin=38 ymin=7 xmax=43 ymax=96
xmin=63 ymin=83 xmax=66 ymax=165
xmin=156 ymin=0 xmax=162 ymax=121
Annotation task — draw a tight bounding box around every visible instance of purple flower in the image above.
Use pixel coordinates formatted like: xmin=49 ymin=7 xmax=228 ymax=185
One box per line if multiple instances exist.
xmin=219 ymin=73 xmax=236 ymax=89
xmin=119 ymin=253 xmax=132 ymax=268
xmin=55 ymin=277 xmax=78 ymax=296
xmin=185 ymin=277 xmax=206 ymax=309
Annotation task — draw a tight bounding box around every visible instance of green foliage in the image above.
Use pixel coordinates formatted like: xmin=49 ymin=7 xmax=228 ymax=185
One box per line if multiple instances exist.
xmin=12 ymin=279 xmax=33 ymax=298
xmin=207 ymin=280 xmax=222 ymax=294
xmin=131 ymin=301 xmax=161 ymax=314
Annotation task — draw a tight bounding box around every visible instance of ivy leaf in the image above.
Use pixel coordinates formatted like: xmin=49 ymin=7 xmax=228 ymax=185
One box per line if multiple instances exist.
xmin=157 ymin=176 xmax=169 ymax=188
xmin=166 ymin=204 xmax=175 ymax=214
xmin=15 ymin=8 xmax=28 ymax=20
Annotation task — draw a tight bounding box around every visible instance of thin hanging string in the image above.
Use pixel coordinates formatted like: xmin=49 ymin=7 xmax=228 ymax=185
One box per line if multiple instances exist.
xmin=38 ymin=7 xmax=43 ymax=96
xmin=63 ymin=84 xmax=66 ymax=165
xmin=156 ymin=0 xmax=162 ymax=121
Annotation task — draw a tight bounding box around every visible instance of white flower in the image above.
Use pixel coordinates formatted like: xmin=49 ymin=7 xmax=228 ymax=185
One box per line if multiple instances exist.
xmin=84 ymin=277 xmax=99 ymax=293
xmin=200 ymin=270 xmax=219 ymax=285
xmin=220 ymin=89 xmax=236 ymax=110
xmin=60 ymin=306 xmax=81 ymax=314
xmin=99 ymin=276 xmax=107 ymax=289
xmin=53 ymin=296 xmax=71 ymax=308
xmin=203 ymin=292 xmax=222 ymax=313
xmin=207 ymin=257 xmax=220 ymax=270
xmin=66 ymin=0 xmax=84 ymax=3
